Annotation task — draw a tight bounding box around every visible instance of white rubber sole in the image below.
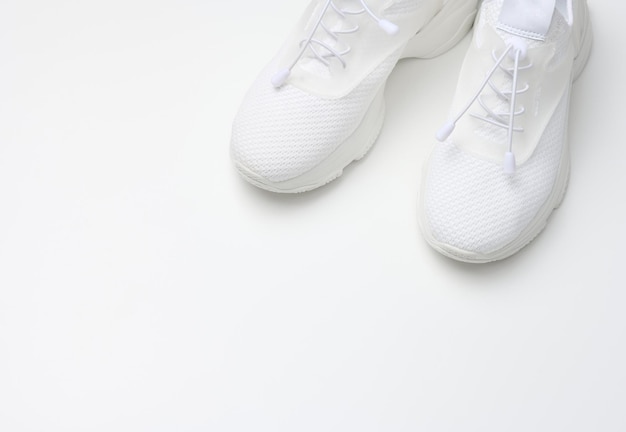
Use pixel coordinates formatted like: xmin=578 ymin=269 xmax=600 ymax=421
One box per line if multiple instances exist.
xmin=234 ymin=0 xmax=479 ymax=194
xmin=418 ymin=5 xmax=594 ymax=264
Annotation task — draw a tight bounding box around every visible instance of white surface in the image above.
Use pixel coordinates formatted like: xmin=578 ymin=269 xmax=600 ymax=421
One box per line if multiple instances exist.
xmin=0 ymin=1 xmax=624 ymax=431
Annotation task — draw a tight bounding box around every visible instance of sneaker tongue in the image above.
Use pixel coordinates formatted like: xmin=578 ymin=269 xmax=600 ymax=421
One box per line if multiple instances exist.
xmin=497 ymin=0 xmax=556 ymax=41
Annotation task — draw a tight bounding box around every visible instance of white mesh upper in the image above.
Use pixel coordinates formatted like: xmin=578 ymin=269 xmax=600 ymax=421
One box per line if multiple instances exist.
xmin=231 ymin=52 xmax=400 ymax=183
xmin=230 ymin=0 xmax=441 ymax=183
xmin=420 ymin=0 xmax=578 ymax=255
xmin=422 ymin=31 xmax=572 ymax=255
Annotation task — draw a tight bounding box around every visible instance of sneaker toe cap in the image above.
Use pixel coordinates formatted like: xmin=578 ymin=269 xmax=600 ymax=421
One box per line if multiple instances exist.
xmin=420 ymin=142 xmax=544 ymax=258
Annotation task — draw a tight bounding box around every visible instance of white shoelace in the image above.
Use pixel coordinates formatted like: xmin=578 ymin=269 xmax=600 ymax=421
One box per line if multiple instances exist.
xmin=436 ymin=37 xmax=532 ymax=175
xmin=271 ymin=0 xmax=399 ymax=88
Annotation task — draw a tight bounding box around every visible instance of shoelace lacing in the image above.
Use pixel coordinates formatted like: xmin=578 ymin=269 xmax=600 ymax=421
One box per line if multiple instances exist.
xmin=436 ymin=37 xmax=533 ymax=175
xmin=271 ymin=0 xmax=399 ymax=88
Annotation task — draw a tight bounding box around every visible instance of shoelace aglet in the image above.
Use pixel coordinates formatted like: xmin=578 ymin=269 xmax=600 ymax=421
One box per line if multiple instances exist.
xmin=378 ymin=19 xmax=399 ymax=35
xmin=504 ymin=151 xmax=516 ymax=175
xmin=271 ymin=68 xmax=291 ymax=88
xmin=436 ymin=121 xmax=456 ymax=142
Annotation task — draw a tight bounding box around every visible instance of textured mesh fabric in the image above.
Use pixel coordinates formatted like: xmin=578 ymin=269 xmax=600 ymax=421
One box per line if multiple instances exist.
xmin=423 ymin=83 xmax=569 ymax=255
xmin=231 ymin=51 xmax=400 ymax=183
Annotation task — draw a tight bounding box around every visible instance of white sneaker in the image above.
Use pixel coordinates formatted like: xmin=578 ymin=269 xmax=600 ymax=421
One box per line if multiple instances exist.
xmin=231 ymin=0 xmax=479 ymax=193
xmin=419 ymin=0 xmax=593 ymax=262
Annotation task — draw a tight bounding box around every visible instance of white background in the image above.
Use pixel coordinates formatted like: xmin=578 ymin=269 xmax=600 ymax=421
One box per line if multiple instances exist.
xmin=1 ymin=1 xmax=625 ymax=431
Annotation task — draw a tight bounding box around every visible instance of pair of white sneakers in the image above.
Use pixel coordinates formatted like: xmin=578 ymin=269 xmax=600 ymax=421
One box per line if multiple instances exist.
xmin=231 ymin=0 xmax=593 ymax=263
